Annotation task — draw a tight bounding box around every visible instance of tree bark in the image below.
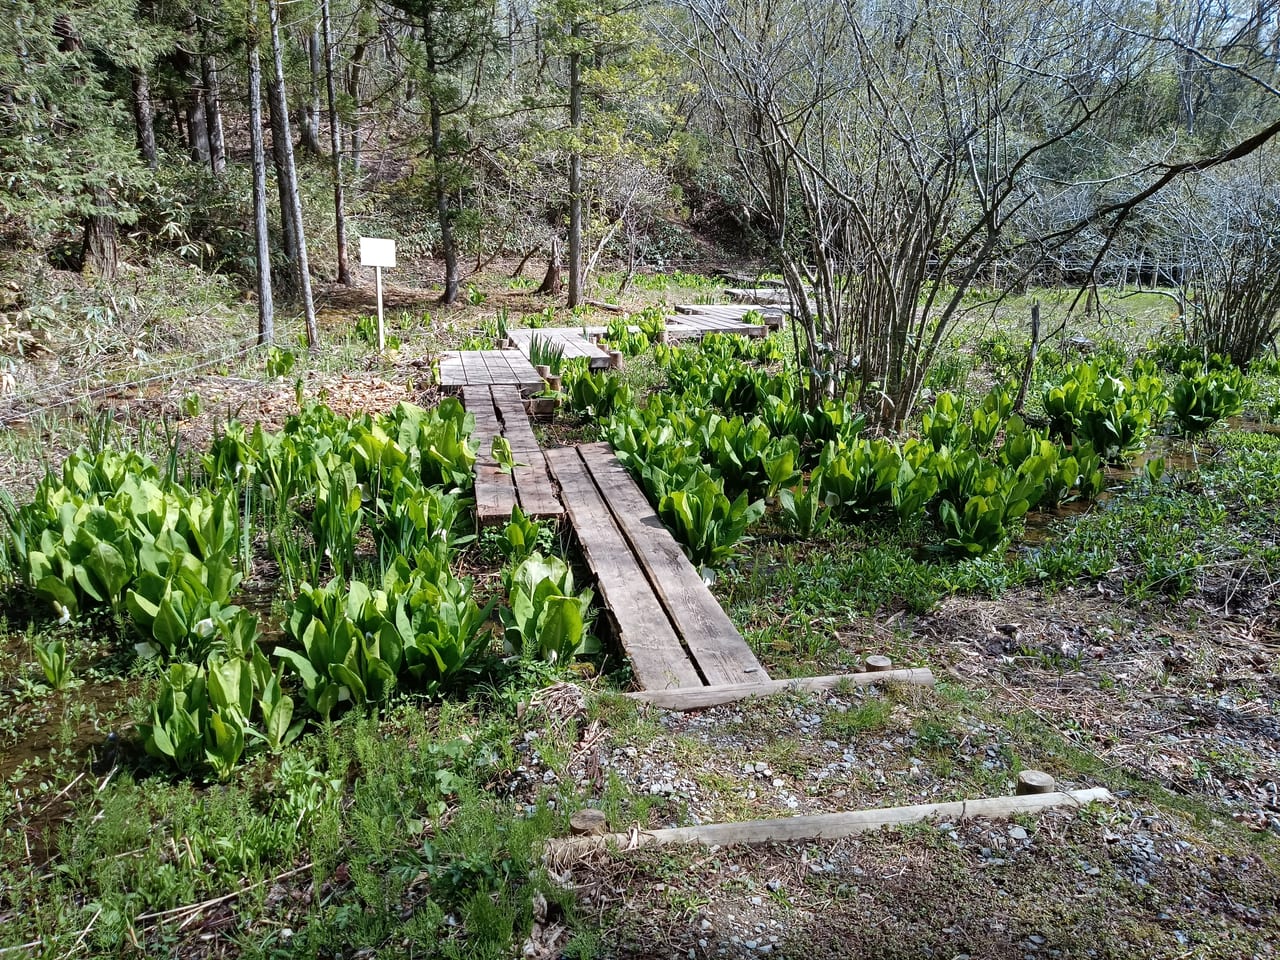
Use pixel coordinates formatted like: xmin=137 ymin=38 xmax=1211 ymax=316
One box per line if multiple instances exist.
xmin=321 ymin=0 xmax=351 ymax=285
xmin=187 ymin=79 xmax=210 ymax=166
xmin=82 ymin=186 xmax=119 ymax=280
xmin=131 ymin=68 xmax=158 ymax=169
xmin=536 ymin=234 xmax=562 ymax=296
xmin=201 ymin=36 xmax=227 ymax=176
xmin=567 ymin=20 xmax=583 ymax=307
xmin=266 ymin=76 xmax=298 ymax=271
xmin=424 ymin=5 xmax=459 ymax=305
xmin=299 ymin=23 xmax=324 ymax=157
xmin=268 ymin=0 xmax=319 ymax=348
xmin=347 ymin=37 xmax=368 ymax=173
xmin=248 ymin=2 xmax=275 ymax=345
xmin=179 ymin=15 xmax=210 ymax=166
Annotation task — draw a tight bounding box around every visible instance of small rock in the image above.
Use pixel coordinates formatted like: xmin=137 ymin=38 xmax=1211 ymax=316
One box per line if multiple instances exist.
xmin=1009 ymin=826 xmax=1029 ymax=841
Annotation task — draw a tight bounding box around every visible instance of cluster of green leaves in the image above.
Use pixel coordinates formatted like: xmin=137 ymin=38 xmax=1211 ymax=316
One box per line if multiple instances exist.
xmin=1171 ymin=357 xmax=1248 ymax=434
xmin=142 ymin=653 xmax=301 ymax=781
xmin=277 ymin=550 xmax=493 ymax=717
xmin=602 ymin=315 xmax=655 ymax=357
xmin=564 ymin=367 xmax=633 ymax=419
xmin=527 ymin=334 xmax=566 ymax=374
xmin=3 ymin=398 xmax=487 ymax=780
xmin=499 ymin=553 xmax=596 ymax=664
xmin=1044 ymin=360 xmax=1168 ymax=461
xmin=3 ymin=450 xmax=247 ymax=651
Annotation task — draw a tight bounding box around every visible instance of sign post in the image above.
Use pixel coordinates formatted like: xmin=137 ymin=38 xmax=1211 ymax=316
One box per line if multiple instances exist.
xmin=358 ymin=237 xmax=397 ymax=352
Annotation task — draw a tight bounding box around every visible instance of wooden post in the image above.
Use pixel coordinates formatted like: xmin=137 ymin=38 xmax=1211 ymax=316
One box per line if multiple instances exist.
xmin=545 ymin=787 xmax=1115 ymax=862
xmin=626 ymin=668 xmax=935 ymax=711
xmin=1016 ymin=770 xmax=1056 ymax=795
xmin=375 ymin=265 xmax=385 ymax=352
xmin=864 ymin=655 xmax=894 ymax=672
xmin=1013 ymin=302 xmax=1041 ymax=414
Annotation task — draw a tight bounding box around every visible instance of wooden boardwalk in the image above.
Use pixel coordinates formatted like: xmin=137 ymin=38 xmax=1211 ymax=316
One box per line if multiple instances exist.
xmin=438 ymin=350 xmax=544 ymax=393
xmin=667 ymin=310 xmax=770 ymax=339
xmin=546 ymin=443 xmax=769 ymax=690
xmin=508 ymin=327 xmax=612 ymax=370
xmin=462 ymin=385 xmax=563 ymax=524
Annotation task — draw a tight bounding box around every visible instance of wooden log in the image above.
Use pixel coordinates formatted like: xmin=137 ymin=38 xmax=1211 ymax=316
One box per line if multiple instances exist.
xmin=1016 ymin=770 xmax=1056 ymax=795
xmin=545 ymin=788 xmax=1115 ymax=862
xmin=570 ymin=808 xmax=609 ymax=836
xmin=608 ymin=350 xmax=624 ymax=370
xmin=626 ymin=668 xmax=935 ymax=711
xmin=864 ymin=655 xmax=894 ymax=672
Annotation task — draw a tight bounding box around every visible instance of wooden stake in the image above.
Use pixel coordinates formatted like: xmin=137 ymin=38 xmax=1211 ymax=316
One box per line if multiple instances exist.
xmin=1016 ymin=770 xmax=1056 ymax=795
xmin=864 ymin=655 xmax=894 ymax=672
xmin=626 ymin=668 xmax=935 ymax=711
xmin=545 ymin=788 xmax=1114 ymax=862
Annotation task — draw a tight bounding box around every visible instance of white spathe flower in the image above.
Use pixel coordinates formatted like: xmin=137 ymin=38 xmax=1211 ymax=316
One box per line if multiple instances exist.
xmin=195 ymin=618 xmax=216 ymax=639
xmin=53 ymin=601 xmax=71 ymax=625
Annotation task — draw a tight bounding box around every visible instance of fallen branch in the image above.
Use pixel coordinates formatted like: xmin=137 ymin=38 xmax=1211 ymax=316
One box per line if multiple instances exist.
xmin=544 ymin=788 xmax=1114 ymax=863
xmin=134 ymin=863 xmax=313 ymax=926
xmin=626 ymin=668 xmax=935 ymax=711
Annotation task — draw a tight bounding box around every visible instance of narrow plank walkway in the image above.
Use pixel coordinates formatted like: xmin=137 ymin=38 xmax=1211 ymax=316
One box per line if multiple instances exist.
xmin=462 ymin=385 xmax=563 ymax=524
xmin=546 ymin=443 xmax=769 ymax=689
xmin=438 ymin=350 xmax=544 ymax=393
xmin=508 ymin=327 xmax=612 ymax=370
xmin=667 ymin=310 xmax=769 ymax=339
xmin=724 ymin=287 xmax=794 ymax=306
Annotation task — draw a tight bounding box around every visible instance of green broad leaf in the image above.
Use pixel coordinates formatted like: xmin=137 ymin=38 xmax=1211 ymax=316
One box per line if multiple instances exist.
xmin=34 ymin=575 xmax=78 ymax=615
xmin=153 ymin=596 xmax=188 ymax=654
xmin=330 ymin=663 xmax=368 ymax=704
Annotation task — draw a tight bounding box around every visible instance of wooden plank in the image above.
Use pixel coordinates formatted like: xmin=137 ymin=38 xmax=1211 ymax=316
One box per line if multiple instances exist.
xmin=577 ymin=443 xmax=768 ymax=686
xmin=474 ymin=463 xmax=517 ymax=523
xmin=461 ymin=386 xmax=516 ymax=524
xmin=627 ymin=668 xmax=936 ymax=710
xmin=545 ymin=789 xmax=1116 ymax=862
xmin=437 ymin=353 xmax=467 ymax=388
xmin=492 ymin=387 xmax=563 ymax=519
xmin=510 ymin=327 xmax=611 ymax=369
xmin=546 ymin=447 xmax=702 ymax=689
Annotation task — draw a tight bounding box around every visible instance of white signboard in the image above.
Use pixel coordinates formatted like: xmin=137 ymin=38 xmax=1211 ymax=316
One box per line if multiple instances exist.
xmin=359 ymin=237 xmax=396 ymax=268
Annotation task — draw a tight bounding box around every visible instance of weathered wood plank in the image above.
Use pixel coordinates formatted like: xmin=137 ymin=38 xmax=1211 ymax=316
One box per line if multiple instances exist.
xmin=492 ymin=386 xmax=562 ymax=519
xmin=627 ymin=668 xmax=936 ymax=710
xmin=509 ymin=327 xmax=611 ymax=369
xmin=461 ymin=386 xmax=517 ymax=524
xmin=578 ymin=443 xmax=768 ymax=686
xmin=545 ymin=447 xmax=702 ymax=689
xmin=545 ymin=789 xmax=1116 ymax=861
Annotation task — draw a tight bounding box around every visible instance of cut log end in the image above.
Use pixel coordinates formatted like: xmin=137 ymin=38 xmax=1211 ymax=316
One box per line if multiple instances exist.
xmin=1017 ymin=770 xmax=1056 ymax=795
xmin=864 ymin=655 xmax=894 ymax=672
xmin=570 ymin=808 xmax=609 ymax=836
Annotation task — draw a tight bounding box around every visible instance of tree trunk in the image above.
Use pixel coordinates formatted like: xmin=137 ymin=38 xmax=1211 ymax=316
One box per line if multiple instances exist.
xmin=82 ymin=186 xmax=119 ymax=280
xmin=299 ymin=23 xmax=324 ymax=157
xmin=268 ymin=0 xmax=319 ymax=348
xmin=266 ymin=76 xmax=298 ymax=272
xmin=321 ymin=0 xmax=351 ymax=285
xmin=347 ymin=38 xmax=367 ymax=173
xmin=187 ymin=80 xmax=210 ymax=166
xmin=179 ymin=16 xmax=210 ymax=166
xmin=424 ymin=5 xmax=458 ymax=305
xmin=536 ymin=234 xmax=562 ymax=296
xmin=248 ymin=2 xmax=275 ymax=345
xmin=131 ymin=68 xmax=158 ymax=169
xmin=567 ymin=20 xmax=583 ymax=307
xmin=201 ymin=37 xmax=227 ymax=176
